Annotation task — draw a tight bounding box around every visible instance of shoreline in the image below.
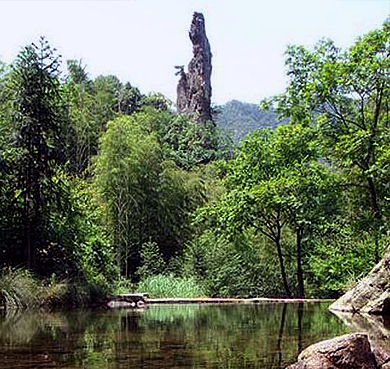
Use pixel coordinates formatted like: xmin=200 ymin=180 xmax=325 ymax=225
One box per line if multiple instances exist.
xmin=147 ymin=297 xmax=334 ymax=304
xmin=104 ymin=295 xmax=335 ymax=309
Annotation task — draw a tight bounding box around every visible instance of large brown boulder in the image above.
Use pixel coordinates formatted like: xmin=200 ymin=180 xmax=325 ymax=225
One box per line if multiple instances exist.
xmin=286 ymin=333 xmax=377 ymax=369
xmin=176 ymin=12 xmax=213 ymax=124
xmin=329 ymin=247 xmax=390 ymax=315
xmin=330 ymin=311 xmax=390 ymax=368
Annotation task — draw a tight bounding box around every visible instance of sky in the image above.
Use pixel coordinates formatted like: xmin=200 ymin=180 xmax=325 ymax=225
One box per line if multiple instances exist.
xmin=0 ymin=0 xmax=388 ymax=105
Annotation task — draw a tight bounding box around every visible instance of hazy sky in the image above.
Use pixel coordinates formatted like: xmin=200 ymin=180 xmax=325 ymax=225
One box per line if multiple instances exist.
xmin=0 ymin=0 xmax=388 ymax=105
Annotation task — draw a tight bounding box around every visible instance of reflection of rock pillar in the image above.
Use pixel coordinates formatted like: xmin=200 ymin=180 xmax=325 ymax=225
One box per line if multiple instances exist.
xmin=176 ymin=12 xmax=213 ymax=124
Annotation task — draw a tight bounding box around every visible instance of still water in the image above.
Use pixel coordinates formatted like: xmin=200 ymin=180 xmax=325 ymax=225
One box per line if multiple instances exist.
xmin=0 ymin=302 xmax=348 ymax=369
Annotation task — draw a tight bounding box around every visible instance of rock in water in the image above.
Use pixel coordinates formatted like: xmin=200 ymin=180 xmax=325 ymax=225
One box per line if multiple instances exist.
xmin=330 ymin=311 xmax=390 ymax=368
xmin=329 ymin=247 xmax=390 ymax=315
xmin=286 ymin=333 xmax=377 ymax=369
xmin=176 ymin=12 xmax=212 ymax=124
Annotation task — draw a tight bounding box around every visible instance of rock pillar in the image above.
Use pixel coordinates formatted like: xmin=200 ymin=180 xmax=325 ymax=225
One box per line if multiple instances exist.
xmin=176 ymin=12 xmax=213 ymax=124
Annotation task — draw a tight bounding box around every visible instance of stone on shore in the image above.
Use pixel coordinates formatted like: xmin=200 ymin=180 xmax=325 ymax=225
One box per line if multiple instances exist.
xmin=286 ymin=333 xmax=377 ymax=369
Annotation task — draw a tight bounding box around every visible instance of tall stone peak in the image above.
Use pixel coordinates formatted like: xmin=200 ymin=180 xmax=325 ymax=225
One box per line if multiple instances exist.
xmin=176 ymin=12 xmax=213 ymax=124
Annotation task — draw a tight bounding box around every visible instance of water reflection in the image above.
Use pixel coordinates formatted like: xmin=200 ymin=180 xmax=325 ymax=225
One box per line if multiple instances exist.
xmin=332 ymin=310 xmax=390 ymax=354
xmin=0 ymin=303 xmax=347 ymax=369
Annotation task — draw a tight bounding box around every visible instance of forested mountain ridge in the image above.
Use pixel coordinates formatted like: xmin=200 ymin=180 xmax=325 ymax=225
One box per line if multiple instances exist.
xmin=214 ymin=99 xmax=282 ymax=142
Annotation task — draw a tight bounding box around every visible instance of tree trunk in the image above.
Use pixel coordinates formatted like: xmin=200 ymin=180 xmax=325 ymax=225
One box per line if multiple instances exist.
xmin=296 ymin=226 xmax=305 ymax=298
xmin=275 ymin=225 xmax=291 ymax=298
xmin=25 ymin=160 xmax=32 ymax=270
xmin=367 ymin=176 xmax=381 ymax=222
xmin=366 ymin=176 xmax=382 ymax=263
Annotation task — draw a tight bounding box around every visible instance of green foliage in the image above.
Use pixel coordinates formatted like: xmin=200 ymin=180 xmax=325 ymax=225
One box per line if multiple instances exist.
xmin=0 ymin=268 xmax=82 ymax=310
xmin=0 ymin=268 xmax=39 ymax=309
xmin=15 ymin=168 xmax=117 ymax=294
xmin=141 ymin=92 xmax=171 ymax=112
xmin=94 ymin=110 xmax=216 ymax=279
xmin=114 ymin=278 xmax=135 ymax=295
xmin=0 ymin=42 xmax=115 ymax=299
xmin=181 ymin=230 xmax=294 ymax=298
xmin=306 ymin=231 xmax=386 ymax=298
xmin=62 ymin=64 xmax=99 ymax=175
xmin=158 ymin=113 xmax=233 ymax=169
xmin=0 ymin=22 xmax=388 ymax=303
xmin=62 ymin=67 xmax=169 ymax=176
xmin=94 ymin=113 xmax=162 ymax=276
xmin=5 ymin=37 xmax=69 ymax=270
xmin=67 ymin=179 xmax=117 ymax=293
xmin=196 ymin=123 xmax=341 ymax=297
xmin=264 ymin=20 xmax=390 ymax=258
xmin=137 ymin=241 xmax=166 ymax=279
xmin=66 ymin=59 xmax=90 ymax=85
xmin=136 ymin=274 xmax=205 ymax=298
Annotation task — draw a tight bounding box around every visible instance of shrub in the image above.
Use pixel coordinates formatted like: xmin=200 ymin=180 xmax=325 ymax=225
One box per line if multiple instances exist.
xmin=0 ymin=267 xmax=111 ymax=310
xmin=306 ymin=231 xmax=383 ymax=298
xmin=181 ymin=230 xmax=293 ymax=298
xmin=114 ymin=277 xmax=135 ymax=295
xmin=137 ymin=241 xmax=166 ymax=280
xmin=0 ymin=268 xmax=39 ymax=309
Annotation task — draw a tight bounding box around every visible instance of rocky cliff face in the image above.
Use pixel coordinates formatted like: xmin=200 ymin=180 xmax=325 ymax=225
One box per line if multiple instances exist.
xmin=176 ymin=12 xmax=212 ymax=124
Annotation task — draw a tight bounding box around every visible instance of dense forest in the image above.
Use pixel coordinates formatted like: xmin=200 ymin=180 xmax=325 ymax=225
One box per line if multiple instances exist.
xmin=0 ymin=20 xmax=388 ymax=308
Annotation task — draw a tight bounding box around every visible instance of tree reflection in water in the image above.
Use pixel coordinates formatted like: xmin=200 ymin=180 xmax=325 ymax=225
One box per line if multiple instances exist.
xmin=0 ymin=302 xmax=348 ymax=369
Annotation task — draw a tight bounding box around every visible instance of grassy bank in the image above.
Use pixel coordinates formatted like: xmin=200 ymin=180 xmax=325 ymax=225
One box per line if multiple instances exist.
xmin=0 ymin=269 xmax=208 ymax=311
xmin=135 ymin=274 xmax=206 ymax=298
xmin=0 ymin=268 xmax=112 ymax=310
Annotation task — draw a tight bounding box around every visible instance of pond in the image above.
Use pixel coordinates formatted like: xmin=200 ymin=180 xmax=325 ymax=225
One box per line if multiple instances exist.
xmin=0 ymin=302 xmax=348 ymax=369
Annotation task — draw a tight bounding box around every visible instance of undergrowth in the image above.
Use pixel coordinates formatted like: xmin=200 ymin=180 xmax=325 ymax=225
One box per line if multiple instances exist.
xmin=0 ymin=268 xmax=111 ymax=310
xmin=136 ymin=274 xmax=205 ymax=298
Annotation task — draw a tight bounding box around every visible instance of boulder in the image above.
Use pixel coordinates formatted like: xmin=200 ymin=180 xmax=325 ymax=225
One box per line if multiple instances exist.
xmin=286 ymin=333 xmax=377 ymax=369
xmin=374 ymin=345 xmax=390 ymax=368
xmin=330 ymin=311 xmax=390 ymax=368
xmin=176 ymin=12 xmax=213 ymax=124
xmin=329 ymin=247 xmax=390 ymax=315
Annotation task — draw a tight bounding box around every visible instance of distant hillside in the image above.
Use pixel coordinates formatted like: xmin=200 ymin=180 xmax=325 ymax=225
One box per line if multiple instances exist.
xmin=214 ymin=100 xmax=282 ymax=143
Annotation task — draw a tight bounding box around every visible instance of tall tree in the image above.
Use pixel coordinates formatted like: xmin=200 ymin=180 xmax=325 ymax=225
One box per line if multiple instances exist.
xmin=197 ymin=124 xmax=339 ymax=297
xmin=63 ymin=60 xmax=98 ymax=175
xmin=9 ymin=37 xmax=65 ymax=269
xmin=94 ymin=109 xmax=214 ymax=279
xmin=264 ymin=20 xmax=390 ymax=260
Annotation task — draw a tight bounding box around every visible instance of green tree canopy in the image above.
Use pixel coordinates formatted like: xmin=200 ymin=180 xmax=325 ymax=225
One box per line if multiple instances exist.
xmin=94 ymin=110 xmax=215 ymax=278
xmin=8 ymin=37 xmax=66 ymax=271
xmin=197 ymin=124 xmax=340 ymax=297
xmin=263 ymin=20 xmax=390 ymax=260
